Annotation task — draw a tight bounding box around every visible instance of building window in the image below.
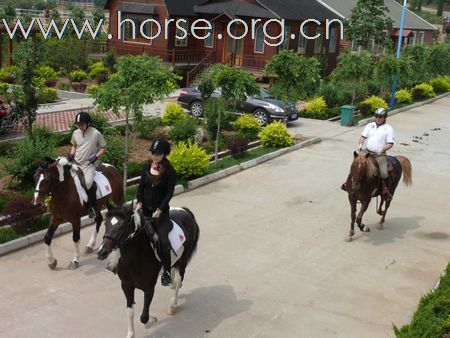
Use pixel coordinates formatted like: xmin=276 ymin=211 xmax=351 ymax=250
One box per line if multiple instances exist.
xmin=175 ymin=19 xmax=189 ymax=47
xmin=122 ymin=13 xmax=152 ymax=44
xmin=410 ymin=31 xmax=416 ymax=45
xmin=280 ymin=26 xmax=290 ymax=50
xmin=204 ymin=23 xmax=214 ymax=48
xmin=314 ymin=27 xmax=323 ymax=53
xmin=328 ymin=27 xmax=338 ymax=53
xmin=417 ymin=31 xmax=425 ymax=44
xmin=254 ymin=25 xmax=264 ymax=53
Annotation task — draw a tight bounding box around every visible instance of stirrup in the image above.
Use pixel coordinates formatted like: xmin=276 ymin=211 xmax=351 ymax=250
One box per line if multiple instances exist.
xmin=161 ymin=271 xmax=172 ymax=286
xmin=88 ymin=207 xmax=96 ymax=219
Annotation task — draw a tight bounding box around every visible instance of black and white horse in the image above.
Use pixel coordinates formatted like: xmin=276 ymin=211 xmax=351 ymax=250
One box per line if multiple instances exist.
xmin=97 ymin=204 xmax=200 ymax=338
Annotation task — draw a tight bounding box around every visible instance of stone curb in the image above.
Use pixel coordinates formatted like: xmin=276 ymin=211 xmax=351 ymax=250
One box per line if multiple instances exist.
xmin=0 ymin=138 xmax=320 ymax=256
xmin=357 ymin=92 xmax=450 ymax=127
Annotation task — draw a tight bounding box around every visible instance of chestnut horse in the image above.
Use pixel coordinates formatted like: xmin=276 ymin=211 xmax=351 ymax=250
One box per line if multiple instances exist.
xmin=32 ymin=157 xmax=124 ymax=269
xmin=97 ymin=204 xmax=200 ymax=337
xmin=345 ymin=151 xmax=412 ymax=242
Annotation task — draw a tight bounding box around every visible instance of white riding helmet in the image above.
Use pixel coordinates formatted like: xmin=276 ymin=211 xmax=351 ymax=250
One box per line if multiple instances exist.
xmin=374 ymin=107 xmax=387 ymax=117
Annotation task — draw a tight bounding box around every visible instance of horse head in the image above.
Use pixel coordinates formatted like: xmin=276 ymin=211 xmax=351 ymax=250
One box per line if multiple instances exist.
xmin=97 ymin=204 xmax=139 ymax=260
xmin=32 ymin=157 xmax=59 ymax=205
xmin=348 ymin=151 xmax=376 ymax=192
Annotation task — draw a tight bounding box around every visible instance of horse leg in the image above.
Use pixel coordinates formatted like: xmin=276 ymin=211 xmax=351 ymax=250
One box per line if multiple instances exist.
xmin=44 ymin=216 xmax=60 ymax=269
xmin=168 ymin=267 xmax=183 ymax=315
xmin=346 ymin=199 xmax=357 ymax=242
xmin=122 ymin=283 xmax=136 ymax=338
xmin=68 ymin=220 xmax=81 ymax=270
xmin=85 ymin=213 xmax=103 ymax=254
xmin=141 ymin=288 xmax=157 ymax=329
xmin=356 ymin=201 xmax=371 ymax=232
xmin=377 ymin=199 xmax=392 ymax=229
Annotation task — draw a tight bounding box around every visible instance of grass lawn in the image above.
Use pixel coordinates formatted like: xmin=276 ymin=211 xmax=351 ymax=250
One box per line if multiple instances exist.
xmin=394 ymin=262 xmax=450 ymax=337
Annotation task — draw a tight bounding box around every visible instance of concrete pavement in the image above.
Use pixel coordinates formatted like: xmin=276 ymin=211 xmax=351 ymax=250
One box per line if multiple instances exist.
xmin=0 ymin=97 xmax=449 ymax=338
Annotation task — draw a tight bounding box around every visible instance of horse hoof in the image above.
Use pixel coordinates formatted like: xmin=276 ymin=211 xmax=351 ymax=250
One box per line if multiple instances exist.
xmin=48 ymin=259 xmax=57 ymax=270
xmin=363 ymin=226 xmax=371 ymax=232
xmin=376 ymin=224 xmax=384 ymax=230
xmin=144 ymin=316 xmax=157 ymax=329
xmin=68 ymin=261 xmax=79 ymax=270
xmin=84 ymin=246 xmax=94 ymax=254
xmin=345 ymin=236 xmax=353 ymax=242
xmin=167 ymin=306 xmax=177 ymax=315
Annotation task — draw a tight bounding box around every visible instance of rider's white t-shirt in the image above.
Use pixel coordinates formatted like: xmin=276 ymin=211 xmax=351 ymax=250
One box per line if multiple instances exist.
xmin=361 ymin=122 xmax=395 ymax=152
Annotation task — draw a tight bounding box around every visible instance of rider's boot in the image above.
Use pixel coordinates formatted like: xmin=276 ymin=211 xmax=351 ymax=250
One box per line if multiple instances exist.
xmin=87 ymin=182 xmax=98 ymax=219
xmin=160 ymin=248 xmax=173 ymax=286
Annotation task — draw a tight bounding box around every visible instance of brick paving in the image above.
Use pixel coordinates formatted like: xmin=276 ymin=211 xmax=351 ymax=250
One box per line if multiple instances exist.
xmin=7 ymin=108 xmax=128 ymax=135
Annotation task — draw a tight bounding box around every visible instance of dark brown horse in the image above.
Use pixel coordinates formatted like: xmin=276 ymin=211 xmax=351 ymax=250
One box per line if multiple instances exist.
xmin=345 ymin=151 xmax=412 ymax=242
xmin=32 ymin=156 xmax=124 ymax=269
xmin=97 ymin=204 xmax=200 ymax=337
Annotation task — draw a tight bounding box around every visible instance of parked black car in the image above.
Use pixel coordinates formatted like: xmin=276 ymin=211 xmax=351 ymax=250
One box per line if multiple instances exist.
xmin=177 ymin=85 xmax=299 ymax=126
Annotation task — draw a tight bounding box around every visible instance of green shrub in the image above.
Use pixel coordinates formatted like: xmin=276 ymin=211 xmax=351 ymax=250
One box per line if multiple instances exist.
xmin=128 ymin=161 xmax=146 ymax=178
xmin=319 ymin=80 xmax=353 ymax=108
xmin=0 ymin=195 xmax=44 ymax=233
xmin=412 ymin=83 xmax=436 ymax=100
xmin=305 ymin=96 xmax=328 ymax=118
xmin=169 ymin=118 xmax=197 ymax=142
xmin=101 ymin=130 xmax=125 ymax=172
xmin=167 ymin=140 xmax=209 ymax=179
xmin=0 ymin=83 xmax=9 ymax=96
xmin=0 ymin=66 xmax=19 ymax=82
xmin=430 ymin=77 xmax=450 ymax=94
xmin=5 ymin=127 xmax=57 ymax=188
xmin=135 ymin=117 xmax=162 ymax=140
xmin=37 ymin=87 xmax=58 ymax=104
xmin=87 ymin=84 xmax=99 ymax=95
xmin=258 ymin=121 xmax=294 ymax=148
xmin=161 ymin=103 xmax=186 ymax=125
xmin=395 ymin=89 xmax=413 ymax=104
xmin=362 ymin=95 xmax=389 ymax=113
xmin=70 ymin=70 xmax=88 ymax=82
xmin=233 ymin=115 xmax=260 ymax=140
xmin=88 ymin=61 xmax=108 ymax=80
xmin=36 ymin=66 xmax=57 ymax=82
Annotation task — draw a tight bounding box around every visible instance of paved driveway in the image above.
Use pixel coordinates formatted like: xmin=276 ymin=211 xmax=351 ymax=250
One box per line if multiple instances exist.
xmin=1 ymin=97 xmax=449 ymax=338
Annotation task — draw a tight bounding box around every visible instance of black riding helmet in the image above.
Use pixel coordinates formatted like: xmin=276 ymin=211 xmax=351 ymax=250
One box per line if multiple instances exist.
xmin=75 ymin=111 xmax=91 ymax=124
xmin=149 ymin=138 xmax=171 ymax=155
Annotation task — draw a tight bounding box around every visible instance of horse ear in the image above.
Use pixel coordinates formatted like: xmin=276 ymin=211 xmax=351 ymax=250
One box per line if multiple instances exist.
xmin=365 ymin=153 xmax=370 ymax=158
xmin=353 ymin=151 xmax=358 ymax=158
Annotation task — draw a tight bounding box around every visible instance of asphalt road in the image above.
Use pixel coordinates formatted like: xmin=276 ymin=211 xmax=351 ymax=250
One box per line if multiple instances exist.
xmin=1 ymin=97 xmax=449 ymax=338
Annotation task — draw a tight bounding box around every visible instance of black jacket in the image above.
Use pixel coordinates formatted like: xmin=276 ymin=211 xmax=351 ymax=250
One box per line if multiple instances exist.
xmin=136 ymin=162 xmax=176 ymax=214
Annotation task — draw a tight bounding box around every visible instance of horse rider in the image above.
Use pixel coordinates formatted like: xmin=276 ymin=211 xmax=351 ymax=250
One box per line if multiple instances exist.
xmin=68 ymin=112 xmax=108 ymax=218
xmin=342 ymin=108 xmax=394 ymax=200
xmin=136 ymin=138 xmax=177 ymax=287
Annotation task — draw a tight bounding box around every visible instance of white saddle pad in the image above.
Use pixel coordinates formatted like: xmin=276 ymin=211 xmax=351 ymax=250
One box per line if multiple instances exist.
xmin=72 ymin=170 xmax=112 ymax=206
xmin=152 ymin=219 xmax=186 ymax=267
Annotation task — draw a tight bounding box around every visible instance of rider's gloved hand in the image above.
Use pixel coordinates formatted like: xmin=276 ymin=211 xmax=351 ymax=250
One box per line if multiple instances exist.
xmin=88 ymin=154 xmax=98 ymax=164
xmin=152 ymin=209 xmax=162 ymax=219
xmin=357 ymin=144 xmax=363 ymax=152
xmin=68 ymin=154 xmax=75 ymax=162
xmin=376 ymin=148 xmax=383 ymax=156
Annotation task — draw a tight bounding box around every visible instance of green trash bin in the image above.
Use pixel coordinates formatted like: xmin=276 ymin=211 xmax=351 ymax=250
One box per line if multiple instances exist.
xmin=340 ymin=105 xmax=356 ymax=126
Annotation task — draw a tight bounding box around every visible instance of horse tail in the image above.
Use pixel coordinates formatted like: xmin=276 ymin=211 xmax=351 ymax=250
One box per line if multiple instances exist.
xmin=182 ymin=207 xmax=200 ymax=263
xmin=396 ymin=155 xmax=412 ymax=187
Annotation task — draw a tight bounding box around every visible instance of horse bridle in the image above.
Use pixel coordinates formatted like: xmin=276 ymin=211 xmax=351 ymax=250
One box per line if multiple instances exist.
xmin=34 ymin=168 xmax=53 ymax=197
xmin=103 ymin=212 xmax=139 ymax=249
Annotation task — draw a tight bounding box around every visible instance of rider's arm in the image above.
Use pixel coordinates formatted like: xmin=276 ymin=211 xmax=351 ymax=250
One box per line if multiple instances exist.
xmin=381 ymin=143 xmax=393 ymax=153
xmin=159 ymin=167 xmax=176 ymax=211
xmin=95 ymin=146 xmax=107 ymax=159
xmin=70 ymin=144 xmax=76 ymax=156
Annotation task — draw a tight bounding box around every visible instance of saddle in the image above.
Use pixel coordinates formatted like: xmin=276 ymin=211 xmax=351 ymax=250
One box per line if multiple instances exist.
xmin=368 ymin=155 xmax=396 ymax=177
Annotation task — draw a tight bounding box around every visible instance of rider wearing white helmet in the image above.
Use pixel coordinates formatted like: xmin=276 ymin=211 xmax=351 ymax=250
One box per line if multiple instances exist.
xmin=69 ymin=112 xmax=108 ymax=218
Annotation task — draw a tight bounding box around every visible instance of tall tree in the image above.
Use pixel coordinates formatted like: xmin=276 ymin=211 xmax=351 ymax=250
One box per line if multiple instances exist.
xmin=437 ymin=0 xmax=445 ymax=16
xmin=198 ymin=64 xmax=259 ymax=163
xmin=347 ymin=0 xmax=394 ymax=50
xmin=11 ymin=41 xmax=39 ymax=140
xmin=93 ymin=55 xmax=180 ymax=191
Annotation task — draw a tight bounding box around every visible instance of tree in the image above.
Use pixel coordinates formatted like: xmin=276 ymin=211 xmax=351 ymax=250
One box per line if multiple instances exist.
xmin=11 ymin=41 xmax=39 ymax=139
xmin=198 ymin=64 xmax=259 ymax=163
xmin=402 ymin=44 xmax=431 ymax=85
xmin=92 ymin=7 xmax=105 ymax=26
xmin=374 ymin=54 xmax=400 ymax=97
xmin=347 ymin=0 xmax=394 ymax=50
xmin=264 ymin=50 xmax=321 ymax=102
xmin=0 ymin=0 xmax=16 ymax=22
xmin=331 ymin=51 xmax=372 ymax=104
xmin=42 ymin=37 xmax=89 ymax=74
xmin=93 ymin=55 xmax=180 ymax=191
xmin=437 ymin=0 xmax=445 ymax=16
